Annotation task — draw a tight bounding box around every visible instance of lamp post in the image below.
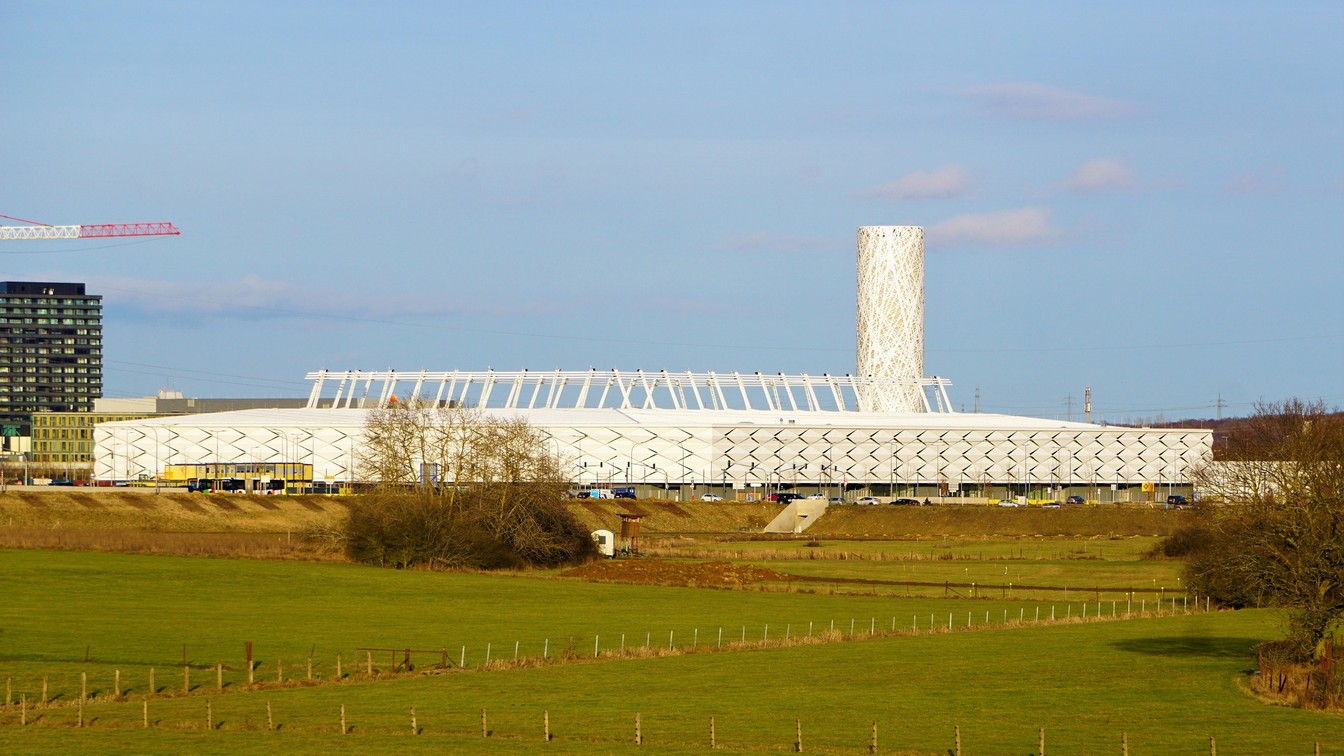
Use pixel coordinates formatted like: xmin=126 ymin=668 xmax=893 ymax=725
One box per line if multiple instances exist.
xmin=152 ymin=425 xmax=160 ymax=495
xmin=888 ymin=439 xmax=895 ymax=498
xmin=679 ymin=445 xmax=688 ymax=501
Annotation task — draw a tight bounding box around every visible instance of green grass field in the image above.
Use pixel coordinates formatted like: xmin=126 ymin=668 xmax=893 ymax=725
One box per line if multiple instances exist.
xmin=1 ymin=549 xmax=1340 ymax=753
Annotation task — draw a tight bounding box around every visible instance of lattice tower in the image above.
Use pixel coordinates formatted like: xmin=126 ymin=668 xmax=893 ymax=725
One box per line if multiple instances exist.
xmin=856 ymin=225 xmax=925 ymax=412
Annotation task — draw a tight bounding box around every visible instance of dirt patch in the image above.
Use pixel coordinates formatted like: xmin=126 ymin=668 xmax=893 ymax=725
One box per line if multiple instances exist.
xmin=213 ymin=498 xmax=241 ymax=512
xmin=561 ymin=559 xmax=793 ymax=589
xmin=298 ymin=499 xmax=327 ymax=512
xmin=75 ymin=497 xmax=104 ymax=509
xmin=252 ymin=498 xmax=281 ymax=510
xmin=178 ymin=499 xmax=206 ymax=514
xmin=661 ymin=503 xmax=692 ymax=518
xmin=567 ymin=501 xmax=784 ymax=535
xmin=121 ymin=497 xmax=157 ymax=511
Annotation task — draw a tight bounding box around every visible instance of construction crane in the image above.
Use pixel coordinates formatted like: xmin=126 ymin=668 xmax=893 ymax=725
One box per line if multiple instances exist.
xmin=0 ymin=213 xmax=180 ymax=241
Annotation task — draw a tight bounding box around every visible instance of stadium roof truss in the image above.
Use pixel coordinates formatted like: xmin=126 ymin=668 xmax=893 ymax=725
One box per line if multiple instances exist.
xmin=305 ymin=369 xmax=957 ymax=414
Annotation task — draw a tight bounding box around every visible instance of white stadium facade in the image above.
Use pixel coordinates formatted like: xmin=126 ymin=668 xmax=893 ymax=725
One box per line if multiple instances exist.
xmin=94 ymin=227 xmax=1212 ymax=501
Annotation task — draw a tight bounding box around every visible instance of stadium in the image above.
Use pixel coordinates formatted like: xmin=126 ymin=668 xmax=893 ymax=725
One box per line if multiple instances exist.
xmin=93 ymin=227 xmax=1212 ymax=502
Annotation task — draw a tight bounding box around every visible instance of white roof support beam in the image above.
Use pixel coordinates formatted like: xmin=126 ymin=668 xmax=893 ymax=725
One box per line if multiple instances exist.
xmin=300 ymin=369 xmax=955 ymax=414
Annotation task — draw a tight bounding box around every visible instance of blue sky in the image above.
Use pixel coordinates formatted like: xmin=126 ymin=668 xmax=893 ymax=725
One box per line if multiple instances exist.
xmin=2 ymin=1 xmax=1341 ymax=422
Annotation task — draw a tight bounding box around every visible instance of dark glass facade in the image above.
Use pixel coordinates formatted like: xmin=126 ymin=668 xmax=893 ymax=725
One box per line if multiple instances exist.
xmin=0 ymin=282 xmax=102 ymax=437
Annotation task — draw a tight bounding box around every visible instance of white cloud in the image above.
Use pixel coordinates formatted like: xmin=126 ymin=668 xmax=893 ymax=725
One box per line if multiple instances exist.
xmin=967 ymin=82 xmax=1140 ymax=121
xmin=1067 ymin=158 xmax=1135 ymax=193
xmin=928 ymin=206 xmax=1060 ymax=247
xmin=862 ymin=165 xmax=976 ymax=200
xmin=92 ymin=275 xmax=464 ymax=322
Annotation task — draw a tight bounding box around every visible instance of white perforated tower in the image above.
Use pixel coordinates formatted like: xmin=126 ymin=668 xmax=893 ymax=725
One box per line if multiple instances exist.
xmin=856 ymin=225 xmax=925 ymax=412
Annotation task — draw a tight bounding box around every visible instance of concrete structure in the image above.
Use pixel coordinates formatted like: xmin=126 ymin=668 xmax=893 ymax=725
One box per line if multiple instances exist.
xmin=856 ymin=226 xmax=924 ymax=413
xmin=28 ymin=393 xmax=316 ymax=469
xmin=0 ymin=281 xmax=101 ymax=440
xmin=93 ymin=369 xmax=1211 ymax=502
xmin=91 ymin=226 xmax=1213 ymax=500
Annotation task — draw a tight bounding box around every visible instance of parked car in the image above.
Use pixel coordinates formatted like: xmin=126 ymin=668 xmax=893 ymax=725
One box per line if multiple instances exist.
xmin=1167 ymin=495 xmax=1190 ymax=508
xmin=1065 ymin=495 xmax=1086 ymax=505
xmin=891 ymin=497 xmax=922 ymax=506
xmin=805 ymin=493 xmax=826 ymax=500
xmin=700 ymin=493 xmax=723 ymax=502
xmin=767 ymin=492 xmax=805 ymax=503
xmin=1041 ymin=501 xmax=1061 ymax=509
xmin=996 ymin=499 xmax=1019 ymax=507
xmin=855 ymin=496 xmax=881 ymax=505
xmin=828 ymin=497 xmax=844 ymax=504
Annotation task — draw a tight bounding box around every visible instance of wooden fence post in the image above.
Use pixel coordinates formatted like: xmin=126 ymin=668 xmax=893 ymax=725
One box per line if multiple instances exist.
xmin=411 ymin=706 xmax=417 ymax=735
xmin=41 ymin=675 xmax=48 ymax=708
xmin=217 ymin=663 xmax=223 ymax=691
xmin=267 ymin=701 xmax=274 ymax=731
xmin=482 ymin=707 xmax=488 ymax=737
xmin=207 ymin=699 xmax=213 ymax=730
xmin=143 ymin=698 xmax=148 ymax=728
xmin=954 ymin=725 xmax=962 ymax=756
xmin=1122 ymin=731 xmax=1129 ymax=756
xmin=248 ymin=659 xmax=255 ymax=685
xmin=277 ymin=659 xmax=283 ymax=683
xmin=795 ymin=718 xmax=802 ymax=752
xmin=115 ymin=669 xmax=121 ymax=698
xmin=81 ymin=671 xmax=87 ymax=705
xmin=710 ymin=716 xmax=716 ymax=749
xmin=340 ymin=704 xmax=347 ymax=735
xmin=1210 ymin=736 xmax=1216 ymax=756
xmin=544 ymin=709 xmax=550 ymax=741
xmin=336 ymin=654 xmax=342 ymax=679
xmin=635 ymin=712 xmax=642 ymax=745
xmin=1039 ymin=727 xmax=1045 ymax=755
xmin=20 ymin=694 xmax=26 ymax=726
xmin=183 ymin=665 xmax=190 ymax=693
xmin=869 ymin=721 xmax=877 ymax=754
xmin=366 ymin=651 xmax=373 ymax=677
xmin=307 ymin=655 xmax=313 ymax=681
xmin=78 ymin=695 xmax=84 ymax=728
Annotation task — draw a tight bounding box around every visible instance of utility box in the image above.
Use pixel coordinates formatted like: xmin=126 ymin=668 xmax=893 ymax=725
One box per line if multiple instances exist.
xmin=591 ymin=529 xmax=615 ymax=558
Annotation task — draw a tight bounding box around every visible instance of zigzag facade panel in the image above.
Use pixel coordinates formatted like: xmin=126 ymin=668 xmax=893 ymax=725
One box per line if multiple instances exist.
xmin=93 ymin=408 xmax=1212 ymax=489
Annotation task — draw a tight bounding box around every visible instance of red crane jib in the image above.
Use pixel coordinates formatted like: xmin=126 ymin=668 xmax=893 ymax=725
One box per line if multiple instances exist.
xmin=79 ymin=222 xmax=180 ymax=238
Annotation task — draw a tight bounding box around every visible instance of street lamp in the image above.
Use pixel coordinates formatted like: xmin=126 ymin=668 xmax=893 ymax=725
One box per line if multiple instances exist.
xmin=679 ymin=445 xmax=688 ymax=501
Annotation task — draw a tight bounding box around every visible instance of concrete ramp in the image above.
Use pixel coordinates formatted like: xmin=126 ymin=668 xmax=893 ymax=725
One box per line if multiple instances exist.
xmin=763 ymin=500 xmax=829 ymax=534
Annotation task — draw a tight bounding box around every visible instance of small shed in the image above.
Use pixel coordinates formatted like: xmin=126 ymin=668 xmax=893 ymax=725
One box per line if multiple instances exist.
xmin=591 ymin=529 xmax=615 ymax=558
xmin=618 ymin=512 xmax=644 ymax=555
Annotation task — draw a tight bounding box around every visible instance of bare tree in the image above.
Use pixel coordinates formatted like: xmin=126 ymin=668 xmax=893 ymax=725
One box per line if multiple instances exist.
xmin=347 ymin=401 xmax=593 ymax=569
xmin=1188 ymin=399 xmax=1344 ymax=661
